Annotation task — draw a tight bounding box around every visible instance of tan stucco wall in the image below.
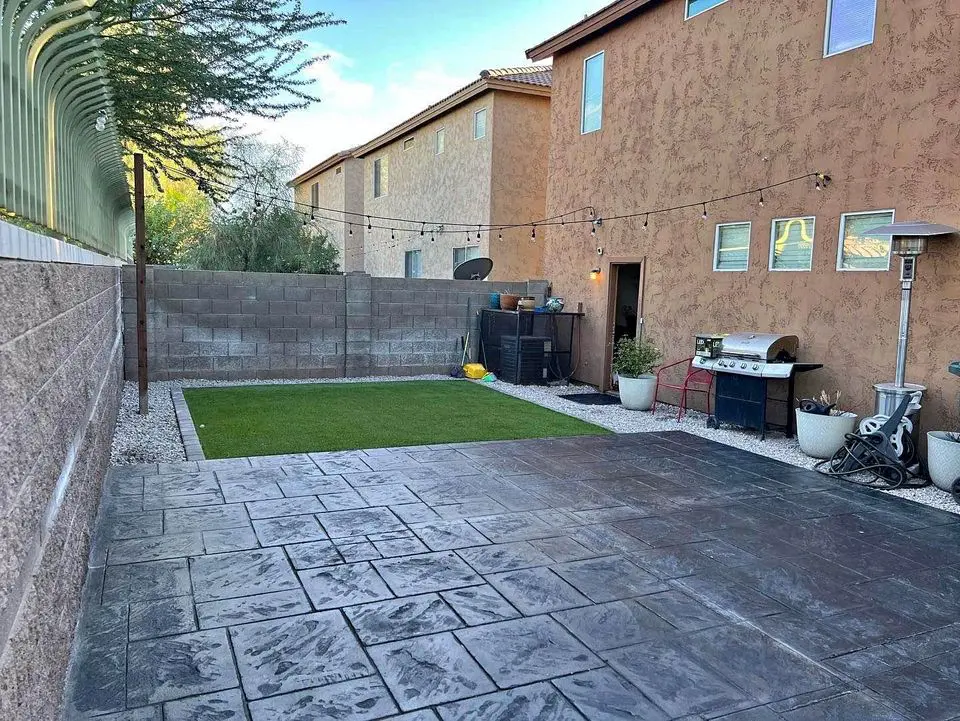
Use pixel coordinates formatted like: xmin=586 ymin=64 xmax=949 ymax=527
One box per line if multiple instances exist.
xmin=489 ymin=92 xmax=549 ymax=282
xmin=361 ymin=93 xmax=495 ymax=279
xmin=543 ymin=0 xmax=960 ymax=430
xmin=292 ymin=158 xmax=366 ymax=273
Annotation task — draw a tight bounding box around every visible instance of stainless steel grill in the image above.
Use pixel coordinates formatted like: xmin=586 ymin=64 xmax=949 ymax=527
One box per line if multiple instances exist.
xmin=693 ymin=333 xmax=799 ymax=378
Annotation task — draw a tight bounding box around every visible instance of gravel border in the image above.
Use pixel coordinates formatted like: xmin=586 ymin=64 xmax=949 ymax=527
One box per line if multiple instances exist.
xmin=109 ymin=375 xmax=958 ymax=515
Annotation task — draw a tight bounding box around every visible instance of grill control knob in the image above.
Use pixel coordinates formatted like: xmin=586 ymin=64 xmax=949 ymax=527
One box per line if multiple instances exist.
xmin=753 ymin=364 xmax=760 ymax=371
xmin=740 ymin=362 xmax=747 ymax=369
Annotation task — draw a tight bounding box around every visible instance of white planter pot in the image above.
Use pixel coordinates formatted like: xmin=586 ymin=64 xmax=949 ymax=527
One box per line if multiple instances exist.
xmin=927 ymin=431 xmax=960 ymax=492
xmin=796 ymin=410 xmax=858 ymax=459
xmin=618 ymin=374 xmax=657 ymax=411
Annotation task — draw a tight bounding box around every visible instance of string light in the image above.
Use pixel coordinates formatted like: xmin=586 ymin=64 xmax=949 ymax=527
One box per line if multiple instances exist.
xmin=498 ymin=231 xmax=503 ymax=241
xmin=701 ymin=203 xmax=708 ymax=220
xmin=531 ymin=225 xmax=536 ymax=241
xmin=420 ymin=223 xmax=425 ymax=236
xmin=367 ymin=216 xmax=372 ymax=230
xmin=476 ymin=225 xmax=481 ymax=240
xmin=349 ymin=224 xmax=353 ymax=236
xmin=391 ymin=229 xmax=395 ymax=241
xmin=643 ymin=213 xmax=649 ymax=230
xmin=758 ymin=190 xmax=764 ymax=207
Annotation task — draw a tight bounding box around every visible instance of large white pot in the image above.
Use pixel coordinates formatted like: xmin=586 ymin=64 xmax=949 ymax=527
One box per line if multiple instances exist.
xmin=927 ymin=431 xmax=960 ymax=491
xmin=618 ymin=374 xmax=657 ymax=411
xmin=796 ymin=410 xmax=858 ymax=459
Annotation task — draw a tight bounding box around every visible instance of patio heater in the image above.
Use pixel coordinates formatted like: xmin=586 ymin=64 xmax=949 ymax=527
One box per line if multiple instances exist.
xmin=862 ymin=221 xmax=959 ymax=419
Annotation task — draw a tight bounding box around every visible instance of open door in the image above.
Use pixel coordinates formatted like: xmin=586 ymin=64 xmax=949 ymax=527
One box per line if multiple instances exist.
xmin=601 ymin=258 xmax=646 ymax=392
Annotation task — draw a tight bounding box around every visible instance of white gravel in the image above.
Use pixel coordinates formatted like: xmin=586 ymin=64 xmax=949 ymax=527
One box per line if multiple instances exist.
xmin=110 ymin=375 xmax=958 ymax=514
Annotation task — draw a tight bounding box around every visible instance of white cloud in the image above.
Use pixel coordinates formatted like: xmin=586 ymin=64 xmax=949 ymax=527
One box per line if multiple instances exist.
xmin=241 ymin=45 xmax=473 ymax=174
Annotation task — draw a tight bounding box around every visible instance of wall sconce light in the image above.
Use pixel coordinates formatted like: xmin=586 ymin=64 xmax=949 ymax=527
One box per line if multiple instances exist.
xmin=590 ymin=267 xmax=601 ymax=280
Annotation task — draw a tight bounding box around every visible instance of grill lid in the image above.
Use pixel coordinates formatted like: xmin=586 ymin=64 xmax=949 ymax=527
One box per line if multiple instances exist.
xmin=720 ymin=333 xmax=798 ymax=361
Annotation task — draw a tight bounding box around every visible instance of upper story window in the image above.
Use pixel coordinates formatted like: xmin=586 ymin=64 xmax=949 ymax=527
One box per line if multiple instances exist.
xmin=770 ymin=216 xmax=816 ymax=271
xmin=581 ymin=51 xmax=604 ymax=134
xmin=824 ymin=0 xmax=878 ymax=56
xmin=453 ymin=246 xmax=480 ymax=274
xmin=713 ymin=222 xmax=751 ymax=272
xmin=404 ymin=250 xmax=422 ymax=279
xmin=373 ymin=156 xmax=388 ymax=198
xmin=335 ymin=166 xmax=342 ymax=175
xmin=403 ymin=137 xmax=416 ymax=151
xmin=837 ymin=210 xmax=894 ymax=270
xmin=474 ymin=109 xmax=487 ymax=140
xmin=310 ymin=182 xmax=319 ymax=209
xmin=435 ymin=128 xmax=446 ymax=155
xmin=685 ymin=0 xmax=727 ymax=19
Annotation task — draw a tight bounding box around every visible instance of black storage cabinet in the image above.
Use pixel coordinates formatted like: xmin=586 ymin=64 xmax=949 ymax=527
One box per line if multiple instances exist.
xmin=479 ymin=309 xmax=583 ymax=385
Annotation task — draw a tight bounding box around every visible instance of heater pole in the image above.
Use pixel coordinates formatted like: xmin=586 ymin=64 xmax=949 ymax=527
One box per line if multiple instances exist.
xmin=894 ymin=255 xmax=917 ymax=389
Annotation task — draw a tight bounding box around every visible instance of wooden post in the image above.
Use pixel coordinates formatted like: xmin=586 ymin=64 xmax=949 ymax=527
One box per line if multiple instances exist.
xmin=134 ymin=153 xmax=148 ymax=415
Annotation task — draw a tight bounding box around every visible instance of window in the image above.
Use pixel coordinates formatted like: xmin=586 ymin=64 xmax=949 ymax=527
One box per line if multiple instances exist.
xmin=373 ymin=156 xmax=388 ymax=198
xmin=435 ymin=128 xmax=445 ymax=155
xmin=403 ymin=137 xmax=415 ymax=151
xmin=825 ymin=0 xmax=877 ymax=56
xmin=474 ymin=108 xmax=487 ymax=140
xmin=713 ymin=222 xmax=751 ymax=272
xmin=310 ymin=182 xmax=319 ymax=209
xmin=685 ymin=0 xmax=727 ymax=19
xmin=453 ymin=246 xmax=480 ymax=274
xmin=837 ymin=210 xmax=894 ymax=270
xmin=404 ymin=250 xmax=422 ymax=278
xmin=581 ymin=52 xmax=604 ymax=134
xmin=770 ymin=217 xmax=816 ymax=271
xmin=335 ymin=166 xmax=342 ymax=175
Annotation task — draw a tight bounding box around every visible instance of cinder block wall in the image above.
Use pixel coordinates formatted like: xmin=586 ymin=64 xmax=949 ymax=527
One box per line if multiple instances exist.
xmin=0 ymin=257 xmax=122 ymax=721
xmin=122 ymin=267 xmax=549 ymax=380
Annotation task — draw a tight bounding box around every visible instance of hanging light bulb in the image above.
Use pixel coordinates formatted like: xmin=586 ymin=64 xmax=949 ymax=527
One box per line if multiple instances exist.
xmin=643 ymin=213 xmax=649 ymax=230
xmin=420 ymin=223 xmax=425 ymax=236
xmin=531 ymin=225 xmax=536 ymax=240
xmin=701 ymin=203 xmax=708 ymax=220
xmin=349 ymin=224 xmax=353 ymax=236
xmin=391 ymin=229 xmax=395 ymax=241
xmin=498 ymin=231 xmax=503 ymax=241
xmin=758 ymin=190 xmax=764 ymax=207
xmin=367 ymin=216 xmax=372 ymax=230
xmin=476 ymin=226 xmax=481 ymax=240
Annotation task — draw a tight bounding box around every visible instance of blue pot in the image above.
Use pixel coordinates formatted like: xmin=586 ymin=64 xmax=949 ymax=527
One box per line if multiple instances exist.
xmin=489 ymin=292 xmax=501 ymax=309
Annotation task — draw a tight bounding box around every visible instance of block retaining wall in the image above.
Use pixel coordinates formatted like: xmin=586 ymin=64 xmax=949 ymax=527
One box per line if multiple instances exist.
xmin=122 ymin=267 xmax=549 ymax=380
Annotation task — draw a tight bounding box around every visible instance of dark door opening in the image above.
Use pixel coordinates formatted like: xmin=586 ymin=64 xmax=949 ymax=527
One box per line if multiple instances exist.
xmin=613 ymin=263 xmax=642 ymax=343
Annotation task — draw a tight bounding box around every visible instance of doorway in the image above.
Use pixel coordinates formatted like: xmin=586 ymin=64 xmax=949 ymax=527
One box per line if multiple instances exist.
xmin=601 ymin=259 xmax=645 ymax=392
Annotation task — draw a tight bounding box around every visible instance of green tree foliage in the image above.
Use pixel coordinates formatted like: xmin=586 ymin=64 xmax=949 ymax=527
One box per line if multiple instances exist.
xmin=183 ymin=206 xmax=339 ymax=274
xmin=98 ymin=0 xmax=343 ymax=189
xmin=144 ymin=180 xmax=213 ymax=264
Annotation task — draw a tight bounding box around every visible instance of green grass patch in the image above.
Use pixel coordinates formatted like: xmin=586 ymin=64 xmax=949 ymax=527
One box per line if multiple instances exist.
xmin=183 ymin=380 xmax=610 ymax=458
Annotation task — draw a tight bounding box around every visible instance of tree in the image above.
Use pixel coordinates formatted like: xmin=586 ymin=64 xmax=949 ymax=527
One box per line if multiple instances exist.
xmin=144 ymin=179 xmax=213 ymax=264
xmin=98 ymin=0 xmax=343 ymax=190
xmin=184 ymin=206 xmax=339 ymax=274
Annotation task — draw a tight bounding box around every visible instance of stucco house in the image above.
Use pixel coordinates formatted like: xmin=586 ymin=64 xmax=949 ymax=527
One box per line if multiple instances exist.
xmin=527 ymin=0 xmax=960 ymax=429
xmin=353 ymin=67 xmax=552 ymax=281
xmin=289 ymin=149 xmax=365 ymax=272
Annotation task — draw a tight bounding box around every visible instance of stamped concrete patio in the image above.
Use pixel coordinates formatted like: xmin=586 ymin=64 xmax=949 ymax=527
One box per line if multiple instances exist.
xmin=65 ymin=431 xmax=960 ymax=721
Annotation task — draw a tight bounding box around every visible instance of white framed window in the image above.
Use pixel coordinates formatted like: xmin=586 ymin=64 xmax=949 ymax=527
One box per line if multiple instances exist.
xmin=837 ymin=209 xmax=895 ymax=271
xmin=685 ymin=0 xmax=728 ymax=19
xmin=824 ymin=0 xmax=878 ymax=56
xmin=581 ymin=51 xmax=604 ymax=134
xmin=770 ymin=217 xmax=816 ymax=271
xmin=403 ymin=137 xmax=416 ymax=151
xmin=473 ymin=109 xmax=487 ymax=140
xmin=435 ymin=128 xmax=446 ymax=155
xmin=452 ymin=246 xmax=480 ymax=274
xmin=713 ymin=222 xmax=751 ymax=272
xmin=310 ymin=182 xmax=319 ymax=209
xmin=404 ymin=250 xmax=422 ymax=279
xmin=373 ymin=156 xmax=388 ymax=198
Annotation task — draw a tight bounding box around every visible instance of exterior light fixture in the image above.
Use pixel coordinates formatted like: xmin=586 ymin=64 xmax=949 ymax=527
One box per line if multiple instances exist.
xmin=589 ymin=267 xmax=601 ymax=280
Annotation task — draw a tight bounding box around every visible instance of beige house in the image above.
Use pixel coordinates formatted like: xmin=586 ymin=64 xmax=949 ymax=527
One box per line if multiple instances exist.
xmin=353 ymin=67 xmax=552 ymax=281
xmin=289 ymin=149 xmax=365 ymax=272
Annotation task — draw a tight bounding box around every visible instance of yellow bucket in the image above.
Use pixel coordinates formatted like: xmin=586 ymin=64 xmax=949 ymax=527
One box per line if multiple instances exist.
xmin=463 ymin=363 xmax=487 ymax=379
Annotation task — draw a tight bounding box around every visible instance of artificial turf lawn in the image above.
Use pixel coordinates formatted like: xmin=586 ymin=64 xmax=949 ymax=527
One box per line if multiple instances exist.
xmin=183 ymin=380 xmax=611 ymax=458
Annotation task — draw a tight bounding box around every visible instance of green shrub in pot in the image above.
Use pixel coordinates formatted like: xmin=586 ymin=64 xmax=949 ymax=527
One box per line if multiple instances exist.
xmin=612 ymin=335 xmax=663 ymax=411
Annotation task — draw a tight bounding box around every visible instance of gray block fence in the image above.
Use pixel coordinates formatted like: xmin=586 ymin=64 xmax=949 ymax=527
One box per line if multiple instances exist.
xmin=121 ymin=267 xmax=549 ymax=381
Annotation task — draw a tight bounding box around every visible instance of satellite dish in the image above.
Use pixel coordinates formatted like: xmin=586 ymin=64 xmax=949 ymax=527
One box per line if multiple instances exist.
xmin=454 ymin=257 xmax=494 ymax=281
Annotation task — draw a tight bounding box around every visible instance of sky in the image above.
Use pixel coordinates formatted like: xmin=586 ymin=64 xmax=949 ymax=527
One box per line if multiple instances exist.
xmin=244 ymin=0 xmax=609 ymax=174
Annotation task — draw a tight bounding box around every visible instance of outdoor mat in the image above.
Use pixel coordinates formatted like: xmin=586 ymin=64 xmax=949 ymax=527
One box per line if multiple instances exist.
xmin=559 ymin=392 xmax=622 ymax=406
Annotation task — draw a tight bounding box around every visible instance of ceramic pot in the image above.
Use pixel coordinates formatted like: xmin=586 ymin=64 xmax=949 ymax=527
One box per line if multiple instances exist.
xmin=926 ymin=431 xmax=960 ymax=491
xmin=618 ymin=374 xmax=657 ymax=411
xmin=796 ymin=410 xmax=858 ymax=459
xmin=545 ymin=296 xmax=564 ymax=312
xmin=517 ymin=296 xmax=536 ymax=311
xmin=500 ymin=294 xmax=519 ymax=311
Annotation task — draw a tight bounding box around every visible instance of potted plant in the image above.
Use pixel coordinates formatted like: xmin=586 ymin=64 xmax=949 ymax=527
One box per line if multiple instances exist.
xmin=613 ymin=335 xmax=663 ymax=411
xmin=795 ymin=391 xmax=858 ymax=459
xmin=926 ymin=431 xmax=960 ymax=491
